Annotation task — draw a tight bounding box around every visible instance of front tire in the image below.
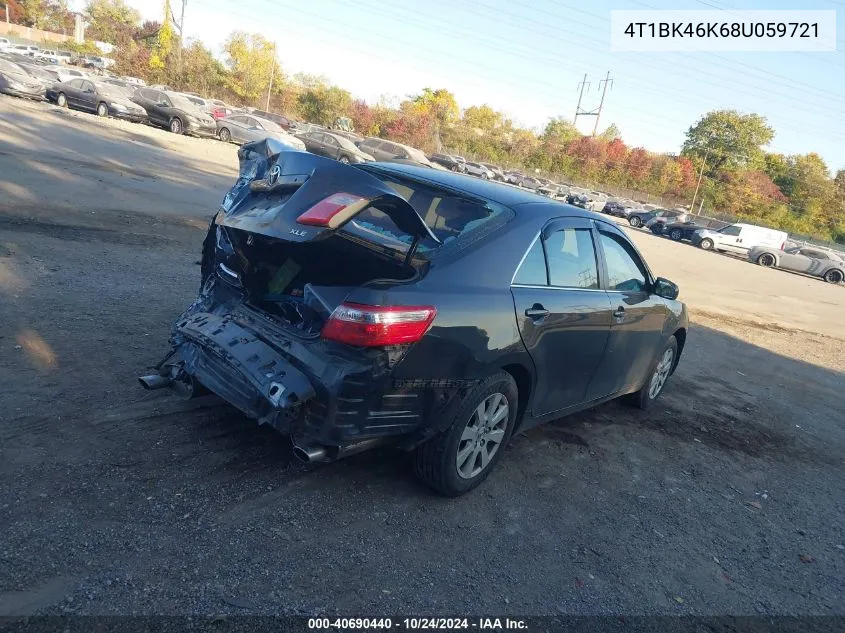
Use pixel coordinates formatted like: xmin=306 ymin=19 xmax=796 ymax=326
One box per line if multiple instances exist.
xmin=96 ymin=102 xmax=108 ymax=117
xmin=629 ymin=216 xmax=642 ymax=228
xmin=56 ymin=92 xmax=67 ymax=108
xmin=757 ymin=253 xmax=776 ymax=267
xmin=699 ymin=238 xmax=714 ymax=251
xmin=218 ymin=127 xmax=231 ymax=142
xmin=339 ymin=155 xmax=350 ymax=164
xmin=824 ymin=269 xmax=843 ymax=284
xmin=670 ymin=228 xmax=683 ymax=241
xmin=169 ymin=117 xmax=183 ymax=134
xmin=414 ymin=371 xmax=517 ymax=497
xmin=627 ymin=336 xmax=678 ymax=410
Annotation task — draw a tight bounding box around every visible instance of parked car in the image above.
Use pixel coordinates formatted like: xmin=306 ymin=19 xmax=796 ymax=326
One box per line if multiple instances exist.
xmin=131 ymin=88 xmax=217 ymax=136
xmin=11 ymin=44 xmax=39 ymax=57
xmin=296 ymin=129 xmax=373 ymax=163
xmin=139 ymin=145 xmax=688 ymax=496
xmin=428 ymin=153 xmax=462 ymax=171
xmin=121 ymin=75 xmax=146 ymax=86
xmin=566 ymin=194 xmax=591 ymax=209
xmin=14 ymin=61 xmax=60 ymax=90
xmin=356 ymin=137 xmax=437 ymax=168
xmin=602 ymin=201 xmax=633 ymax=217
xmin=216 ymin=113 xmax=306 ymax=150
xmin=691 ymin=223 xmax=788 ymax=254
xmin=748 ymin=245 xmax=844 ymax=284
xmin=481 ymin=163 xmax=506 ymax=181
xmin=656 ymin=219 xmax=702 ymax=242
xmin=464 ymin=162 xmax=495 ymax=179
xmin=250 ymin=109 xmax=293 ymax=130
xmin=0 ymin=57 xmax=45 ymax=99
xmin=50 ymin=67 xmax=88 ymax=83
xmin=0 ymin=38 xmax=11 ymax=52
xmin=47 ymin=78 xmax=147 ymax=121
xmin=628 ymin=208 xmax=682 ymax=229
xmin=83 ymin=55 xmax=115 ymax=70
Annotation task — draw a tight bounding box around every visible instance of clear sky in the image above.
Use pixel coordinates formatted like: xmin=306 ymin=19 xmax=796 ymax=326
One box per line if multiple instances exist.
xmin=107 ymin=0 xmax=845 ymax=171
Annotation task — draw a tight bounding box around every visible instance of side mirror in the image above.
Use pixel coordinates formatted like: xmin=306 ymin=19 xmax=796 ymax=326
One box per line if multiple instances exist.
xmin=653 ymin=277 xmax=679 ymax=300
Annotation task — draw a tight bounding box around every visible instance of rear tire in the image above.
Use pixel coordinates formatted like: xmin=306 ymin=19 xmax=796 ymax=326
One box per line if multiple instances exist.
xmin=414 ymin=371 xmax=517 ymax=497
xmin=629 ymin=216 xmax=642 ymax=228
xmin=339 ymin=155 xmax=350 ymax=164
xmin=670 ymin=228 xmax=683 ymax=241
xmin=56 ymin=92 xmax=67 ymax=108
xmin=824 ymin=269 xmax=843 ymax=284
xmin=96 ymin=102 xmax=108 ymax=117
xmin=218 ymin=127 xmax=231 ymax=142
xmin=757 ymin=253 xmax=776 ymax=267
xmin=699 ymin=238 xmax=714 ymax=251
xmin=169 ymin=117 xmax=183 ymax=134
xmin=626 ymin=336 xmax=678 ymax=410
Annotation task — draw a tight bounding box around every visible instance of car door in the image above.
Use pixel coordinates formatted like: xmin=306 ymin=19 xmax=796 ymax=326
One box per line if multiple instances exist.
xmin=139 ymin=89 xmax=165 ymax=125
xmin=510 ymin=218 xmax=614 ymax=416
xmin=321 ymin=133 xmax=342 ymax=159
xmin=78 ymin=80 xmax=97 ymax=111
xmin=588 ymin=223 xmax=669 ymax=398
xmin=62 ymin=78 xmax=82 ymax=108
xmin=776 ymin=248 xmax=810 ymax=273
xmin=717 ymin=225 xmax=743 ymax=252
xmin=240 ymin=116 xmax=263 ymax=143
xmin=798 ymin=249 xmax=831 ymax=276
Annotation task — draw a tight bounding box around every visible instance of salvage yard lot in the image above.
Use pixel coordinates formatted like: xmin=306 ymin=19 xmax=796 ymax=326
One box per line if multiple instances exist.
xmin=1 ymin=96 xmax=844 ymax=616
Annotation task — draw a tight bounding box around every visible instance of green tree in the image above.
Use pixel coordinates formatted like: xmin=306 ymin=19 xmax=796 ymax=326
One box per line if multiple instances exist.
xmin=17 ymin=0 xmax=70 ymax=30
xmin=462 ymin=104 xmax=504 ymax=131
xmin=178 ymin=40 xmax=225 ymax=95
xmin=542 ymin=116 xmax=580 ymax=144
xmin=682 ymin=110 xmax=774 ymax=174
xmin=297 ymin=84 xmax=353 ymax=126
xmin=222 ymin=31 xmax=278 ymax=104
xmin=599 ymin=123 xmax=621 ymax=141
xmin=85 ymin=0 xmax=140 ymax=44
xmin=787 ymin=153 xmax=837 ymax=232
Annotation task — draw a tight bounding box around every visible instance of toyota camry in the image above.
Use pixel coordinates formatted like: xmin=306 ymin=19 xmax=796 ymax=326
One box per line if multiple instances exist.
xmin=140 ymin=140 xmax=688 ymax=496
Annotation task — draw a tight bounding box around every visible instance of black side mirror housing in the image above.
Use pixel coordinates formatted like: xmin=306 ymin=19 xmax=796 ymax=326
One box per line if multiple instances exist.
xmin=653 ymin=277 xmax=679 ymax=300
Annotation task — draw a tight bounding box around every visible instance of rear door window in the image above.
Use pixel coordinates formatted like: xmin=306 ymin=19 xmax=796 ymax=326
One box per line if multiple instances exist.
xmin=720 ymin=225 xmax=741 ymax=236
xmin=544 ymin=228 xmax=599 ymax=289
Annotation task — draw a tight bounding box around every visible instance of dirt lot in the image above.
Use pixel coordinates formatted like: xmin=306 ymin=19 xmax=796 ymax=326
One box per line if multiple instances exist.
xmin=1 ymin=97 xmax=843 ymax=617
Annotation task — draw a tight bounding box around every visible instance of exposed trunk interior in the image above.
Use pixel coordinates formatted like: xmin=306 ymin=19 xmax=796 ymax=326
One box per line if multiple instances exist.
xmin=224 ymin=228 xmax=417 ymax=335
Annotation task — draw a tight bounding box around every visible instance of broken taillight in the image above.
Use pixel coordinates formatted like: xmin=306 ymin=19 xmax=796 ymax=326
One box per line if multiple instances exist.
xmin=296 ymin=193 xmax=369 ymax=229
xmin=321 ymin=302 xmax=437 ymax=347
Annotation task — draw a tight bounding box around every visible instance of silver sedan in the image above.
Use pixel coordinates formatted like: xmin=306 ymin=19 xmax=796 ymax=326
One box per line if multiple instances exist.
xmin=216 ymin=113 xmax=306 ymax=151
xmin=749 ymin=245 xmax=845 ymax=284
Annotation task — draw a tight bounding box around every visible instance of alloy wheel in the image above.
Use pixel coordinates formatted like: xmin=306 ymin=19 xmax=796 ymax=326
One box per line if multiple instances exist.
xmin=455 ymin=393 xmax=509 ymax=480
xmin=648 ymin=348 xmax=675 ymax=399
xmin=758 ymin=253 xmax=776 ymax=267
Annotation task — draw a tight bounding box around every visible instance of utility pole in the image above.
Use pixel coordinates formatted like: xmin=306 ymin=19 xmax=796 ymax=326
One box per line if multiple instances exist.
xmin=690 ymin=147 xmax=710 ymax=214
xmin=5 ymin=2 xmax=10 ymax=24
xmin=592 ymin=71 xmax=614 ymax=136
xmin=266 ymin=41 xmax=277 ymax=111
xmin=573 ymin=74 xmax=590 ymax=125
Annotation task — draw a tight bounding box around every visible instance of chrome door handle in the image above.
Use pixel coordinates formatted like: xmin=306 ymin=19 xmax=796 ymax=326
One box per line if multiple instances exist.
xmin=613 ymin=307 xmax=626 ymax=322
xmin=525 ymin=307 xmax=550 ymax=319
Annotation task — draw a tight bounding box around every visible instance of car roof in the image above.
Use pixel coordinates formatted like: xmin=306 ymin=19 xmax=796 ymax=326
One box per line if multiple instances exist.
xmin=361 ymin=162 xmax=604 ymax=209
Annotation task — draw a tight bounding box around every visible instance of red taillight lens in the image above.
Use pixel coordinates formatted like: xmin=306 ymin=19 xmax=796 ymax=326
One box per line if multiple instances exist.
xmin=296 ymin=192 xmax=369 ymax=228
xmin=321 ymin=302 xmax=437 ymax=347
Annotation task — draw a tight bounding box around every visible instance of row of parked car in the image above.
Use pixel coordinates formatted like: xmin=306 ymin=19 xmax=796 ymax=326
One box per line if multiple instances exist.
xmin=598 ymin=200 xmax=845 ymax=284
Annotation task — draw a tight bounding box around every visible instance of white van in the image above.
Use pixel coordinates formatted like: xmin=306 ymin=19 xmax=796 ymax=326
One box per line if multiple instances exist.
xmin=692 ymin=223 xmax=788 ymax=254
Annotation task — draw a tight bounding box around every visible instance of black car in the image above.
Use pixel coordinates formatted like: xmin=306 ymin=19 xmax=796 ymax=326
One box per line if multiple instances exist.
xmin=251 ymin=109 xmax=293 ymax=130
xmin=566 ymin=194 xmax=591 ymax=209
xmin=46 ymin=78 xmax=147 ymax=121
xmin=428 ymin=153 xmax=462 ymax=171
xmin=130 ymin=88 xmax=217 ymax=136
xmin=297 ymin=129 xmax=374 ymax=164
xmin=627 ymin=208 xmax=682 ymax=229
xmin=602 ymin=201 xmax=630 ymax=217
xmin=139 ymin=143 xmax=688 ymax=496
xmin=656 ymin=219 xmax=701 ymax=242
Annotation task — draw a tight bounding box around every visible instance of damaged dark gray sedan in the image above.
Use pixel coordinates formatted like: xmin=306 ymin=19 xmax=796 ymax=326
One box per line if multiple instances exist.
xmin=141 ymin=139 xmax=688 ymax=496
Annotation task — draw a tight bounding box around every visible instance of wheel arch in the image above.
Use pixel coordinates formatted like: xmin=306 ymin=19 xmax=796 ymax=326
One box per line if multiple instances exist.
xmin=500 ymin=361 xmax=533 ymax=432
xmin=672 ymin=327 xmax=687 ymax=371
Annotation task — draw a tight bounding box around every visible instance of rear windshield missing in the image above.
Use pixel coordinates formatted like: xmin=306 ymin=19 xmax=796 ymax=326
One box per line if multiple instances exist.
xmin=342 ymin=171 xmax=510 ymax=257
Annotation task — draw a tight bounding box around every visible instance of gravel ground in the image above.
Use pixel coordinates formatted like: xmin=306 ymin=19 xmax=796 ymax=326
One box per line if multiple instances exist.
xmin=1 ymin=96 xmax=843 ymax=618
